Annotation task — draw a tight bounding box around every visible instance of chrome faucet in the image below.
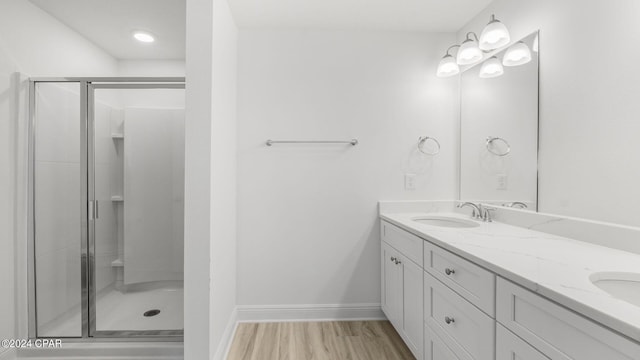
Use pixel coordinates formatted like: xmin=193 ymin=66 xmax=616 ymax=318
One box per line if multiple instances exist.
xmin=502 ymin=202 xmax=528 ymax=209
xmin=480 ymin=205 xmax=496 ymax=222
xmin=457 ymin=202 xmax=482 ymax=219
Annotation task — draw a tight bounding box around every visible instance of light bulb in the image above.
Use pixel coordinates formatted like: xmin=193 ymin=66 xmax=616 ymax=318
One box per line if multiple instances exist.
xmin=133 ymin=31 xmax=155 ymax=43
xmin=479 ymin=15 xmax=510 ymax=51
xmin=503 ymin=41 xmax=531 ymax=66
xmin=437 ymin=55 xmax=460 ymax=77
xmin=457 ymin=38 xmax=483 ymax=65
xmin=479 ymin=56 xmax=504 ymax=78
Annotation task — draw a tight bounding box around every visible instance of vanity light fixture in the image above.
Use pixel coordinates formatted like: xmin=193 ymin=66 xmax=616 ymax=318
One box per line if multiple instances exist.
xmin=479 ymin=14 xmax=511 ymax=50
xmin=133 ymin=31 xmax=155 ymax=43
xmin=457 ymin=32 xmax=483 ymax=65
xmin=436 ymin=45 xmax=461 ymax=77
xmin=479 ymin=56 xmax=504 ymax=78
xmin=502 ymin=41 xmax=532 ymax=66
xmin=533 ymin=34 xmax=539 ymax=53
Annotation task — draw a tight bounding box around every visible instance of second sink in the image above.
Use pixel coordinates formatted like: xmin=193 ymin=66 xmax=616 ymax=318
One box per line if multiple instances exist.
xmin=590 ymin=272 xmax=640 ymax=308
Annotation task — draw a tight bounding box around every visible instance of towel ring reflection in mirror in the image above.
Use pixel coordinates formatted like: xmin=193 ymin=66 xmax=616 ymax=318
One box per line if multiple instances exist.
xmin=418 ymin=136 xmax=441 ymax=155
xmin=486 ymin=136 xmax=511 ymax=156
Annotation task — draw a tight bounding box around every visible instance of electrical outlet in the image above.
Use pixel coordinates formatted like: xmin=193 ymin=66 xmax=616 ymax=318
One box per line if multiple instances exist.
xmin=497 ymin=174 xmax=508 ymax=190
xmin=405 ymin=173 xmax=417 ymax=190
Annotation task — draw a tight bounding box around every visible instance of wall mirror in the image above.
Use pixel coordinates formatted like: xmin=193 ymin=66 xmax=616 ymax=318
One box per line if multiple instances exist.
xmin=459 ymin=31 xmax=539 ymax=211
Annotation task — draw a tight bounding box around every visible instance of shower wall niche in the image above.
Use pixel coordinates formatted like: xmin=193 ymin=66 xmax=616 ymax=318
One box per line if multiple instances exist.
xmin=30 ymin=79 xmax=185 ymax=339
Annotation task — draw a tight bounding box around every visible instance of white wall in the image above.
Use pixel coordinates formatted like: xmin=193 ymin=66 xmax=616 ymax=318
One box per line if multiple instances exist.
xmin=209 ymin=0 xmax=238 ymax=357
xmin=237 ymin=30 xmax=458 ymax=309
xmin=458 ymin=0 xmax=640 ymax=227
xmin=0 ymin=44 xmax=18 ymax=355
xmin=184 ymin=0 xmax=213 ymax=357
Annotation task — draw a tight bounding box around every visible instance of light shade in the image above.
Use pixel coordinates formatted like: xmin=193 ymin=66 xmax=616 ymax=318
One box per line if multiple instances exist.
xmin=479 ymin=56 xmax=504 ymax=78
xmin=479 ymin=15 xmax=510 ymax=50
xmin=533 ymin=34 xmax=539 ymax=53
xmin=437 ymin=55 xmax=460 ymax=77
xmin=457 ymin=38 xmax=483 ymax=65
xmin=133 ymin=31 xmax=155 ymax=43
xmin=503 ymin=41 xmax=532 ymax=66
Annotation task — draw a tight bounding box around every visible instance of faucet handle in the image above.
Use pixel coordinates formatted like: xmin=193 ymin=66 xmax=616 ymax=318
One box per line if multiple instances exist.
xmin=483 ymin=207 xmax=496 ymax=222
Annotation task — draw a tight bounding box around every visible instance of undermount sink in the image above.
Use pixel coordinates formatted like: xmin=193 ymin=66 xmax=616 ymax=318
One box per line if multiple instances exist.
xmin=590 ymin=272 xmax=640 ymax=307
xmin=411 ymin=216 xmax=479 ymax=229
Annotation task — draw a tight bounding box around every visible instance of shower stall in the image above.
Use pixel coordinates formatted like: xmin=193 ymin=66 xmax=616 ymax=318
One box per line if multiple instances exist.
xmin=28 ymin=78 xmax=185 ymax=340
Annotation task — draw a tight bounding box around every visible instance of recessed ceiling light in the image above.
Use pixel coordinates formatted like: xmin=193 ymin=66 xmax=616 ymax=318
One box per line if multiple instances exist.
xmin=133 ymin=31 xmax=155 ymax=43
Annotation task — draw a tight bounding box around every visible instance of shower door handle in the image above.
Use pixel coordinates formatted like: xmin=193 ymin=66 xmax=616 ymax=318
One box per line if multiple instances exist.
xmin=88 ymin=201 xmax=99 ymax=220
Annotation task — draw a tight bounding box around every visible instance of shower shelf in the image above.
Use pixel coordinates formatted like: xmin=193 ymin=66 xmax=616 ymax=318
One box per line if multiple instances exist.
xmin=111 ymin=259 xmax=124 ymax=268
xmin=111 ymin=195 xmax=124 ymax=202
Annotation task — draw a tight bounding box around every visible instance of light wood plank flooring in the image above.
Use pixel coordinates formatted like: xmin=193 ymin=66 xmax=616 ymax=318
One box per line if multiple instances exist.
xmin=227 ymin=321 xmax=416 ymax=360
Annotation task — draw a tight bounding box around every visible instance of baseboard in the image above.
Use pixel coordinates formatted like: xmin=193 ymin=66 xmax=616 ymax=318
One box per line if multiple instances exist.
xmin=212 ymin=308 xmax=238 ymax=360
xmin=0 ymin=349 xmax=16 ymax=360
xmin=236 ymin=303 xmax=385 ymax=323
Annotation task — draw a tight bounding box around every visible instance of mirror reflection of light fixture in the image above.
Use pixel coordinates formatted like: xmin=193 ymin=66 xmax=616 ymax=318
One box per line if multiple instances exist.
xmin=503 ymin=41 xmax=532 ymax=66
xmin=457 ymin=32 xmax=483 ymax=65
xmin=479 ymin=14 xmax=511 ymax=50
xmin=479 ymin=56 xmax=504 ymax=78
xmin=436 ymin=45 xmax=461 ymax=77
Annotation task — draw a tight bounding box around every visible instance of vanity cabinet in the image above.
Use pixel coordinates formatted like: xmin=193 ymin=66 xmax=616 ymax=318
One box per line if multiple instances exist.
xmin=380 ymin=219 xmax=640 ymax=360
xmin=424 ymin=272 xmax=495 ymax=360
xmin=381 ymin=223 xmax=424 ymax=359
xmin=496 ymin=324 xmax=549 ymax=360
xmin=497 ymin=278 xmax=640 ymax=360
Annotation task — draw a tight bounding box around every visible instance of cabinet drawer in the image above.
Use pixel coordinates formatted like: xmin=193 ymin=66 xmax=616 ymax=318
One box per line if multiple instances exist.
xmin=424 ymin=272 xmax=495 ymax=360
xmin=381 ymin=221 xmax=423 ymax=267
xmin=497 ymin=277 xmax=640 ymax=360
xmin=425 ymin=325 xmax=464 ymax=360
xmin=496 ymin=324 xmax=549 ymax=360
xmin=424 ymin=242 xmax=495 ymax=316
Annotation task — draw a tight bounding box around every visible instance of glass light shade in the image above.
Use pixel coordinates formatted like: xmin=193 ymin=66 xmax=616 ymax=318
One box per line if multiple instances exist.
xmin=457 ymin=39 xmax=483 ymax=65
xmin=533 ymin=34 xmax=539 ymax=53
xmin=479 ymin=19 xmax=510 ymax=50
xmin=502 ymin=41 xmax=531 ymax=66
xmin=479 ymin=57 xmax=504 ymax=78
xmin=437 ymin=55 xmax=460 ymax=77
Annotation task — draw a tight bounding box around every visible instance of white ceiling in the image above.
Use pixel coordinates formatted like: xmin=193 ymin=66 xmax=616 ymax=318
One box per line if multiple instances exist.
xmin=28 ymin=0 xmax=491 ymax=61
xmin=28 ymin=0 xmax=186 ymax=60
xmin=227 ymin=0 xmax=493 ymax=31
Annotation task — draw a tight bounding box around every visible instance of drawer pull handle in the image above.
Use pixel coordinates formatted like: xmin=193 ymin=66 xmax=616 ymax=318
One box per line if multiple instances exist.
xmin=444 ymin=316 xmax=455 ymax=324
xmin=390 ymin=257 xmax=396 ymax=262
xmin=445 ymin=268 xmax=456 ymax=275
xmin=395 ymin=259 xmax=401 ymax=265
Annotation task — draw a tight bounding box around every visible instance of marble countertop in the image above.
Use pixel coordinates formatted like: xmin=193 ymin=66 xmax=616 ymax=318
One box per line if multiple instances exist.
xmin=380 ymin=212 xmax=640 ymax=342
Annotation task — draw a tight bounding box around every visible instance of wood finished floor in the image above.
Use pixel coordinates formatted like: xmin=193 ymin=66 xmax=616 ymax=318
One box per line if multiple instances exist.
xmin=226 ymin=321 xmax=416 ymax=360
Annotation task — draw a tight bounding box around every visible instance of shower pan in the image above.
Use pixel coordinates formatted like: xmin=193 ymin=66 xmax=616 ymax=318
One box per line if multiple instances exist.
xmin=27 ymin=78 xmax=185 ymax=341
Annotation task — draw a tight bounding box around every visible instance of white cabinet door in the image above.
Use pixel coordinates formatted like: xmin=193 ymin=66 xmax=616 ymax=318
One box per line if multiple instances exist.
xmin=497 ymin=278 xmax=640 ymax=360
xmin=382 ymin=242 xmax=402 ymax=329
xmin=425 ymin=325 xmax=463 ymax=360
xmin=496 ymin=324 xmax=549 ymax=360
xmin=401 ymin=254 xmax=424 ymax=359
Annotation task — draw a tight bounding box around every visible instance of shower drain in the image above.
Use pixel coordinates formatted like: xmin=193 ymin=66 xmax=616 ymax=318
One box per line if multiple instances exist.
xmin=143 ymin=309 xmax=161 ymax=317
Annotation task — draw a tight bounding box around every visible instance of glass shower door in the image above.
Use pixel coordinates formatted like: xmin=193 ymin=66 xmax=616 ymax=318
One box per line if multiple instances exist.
xmin=89 ymin=85 xmax=185 ymax=336
xmin=29 ymin=79 xmax=185 ymax=339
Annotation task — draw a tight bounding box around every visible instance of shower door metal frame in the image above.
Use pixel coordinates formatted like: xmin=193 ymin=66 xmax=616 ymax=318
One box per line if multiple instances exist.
xmin=27 ymin=77 xmax=186 ymax=342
